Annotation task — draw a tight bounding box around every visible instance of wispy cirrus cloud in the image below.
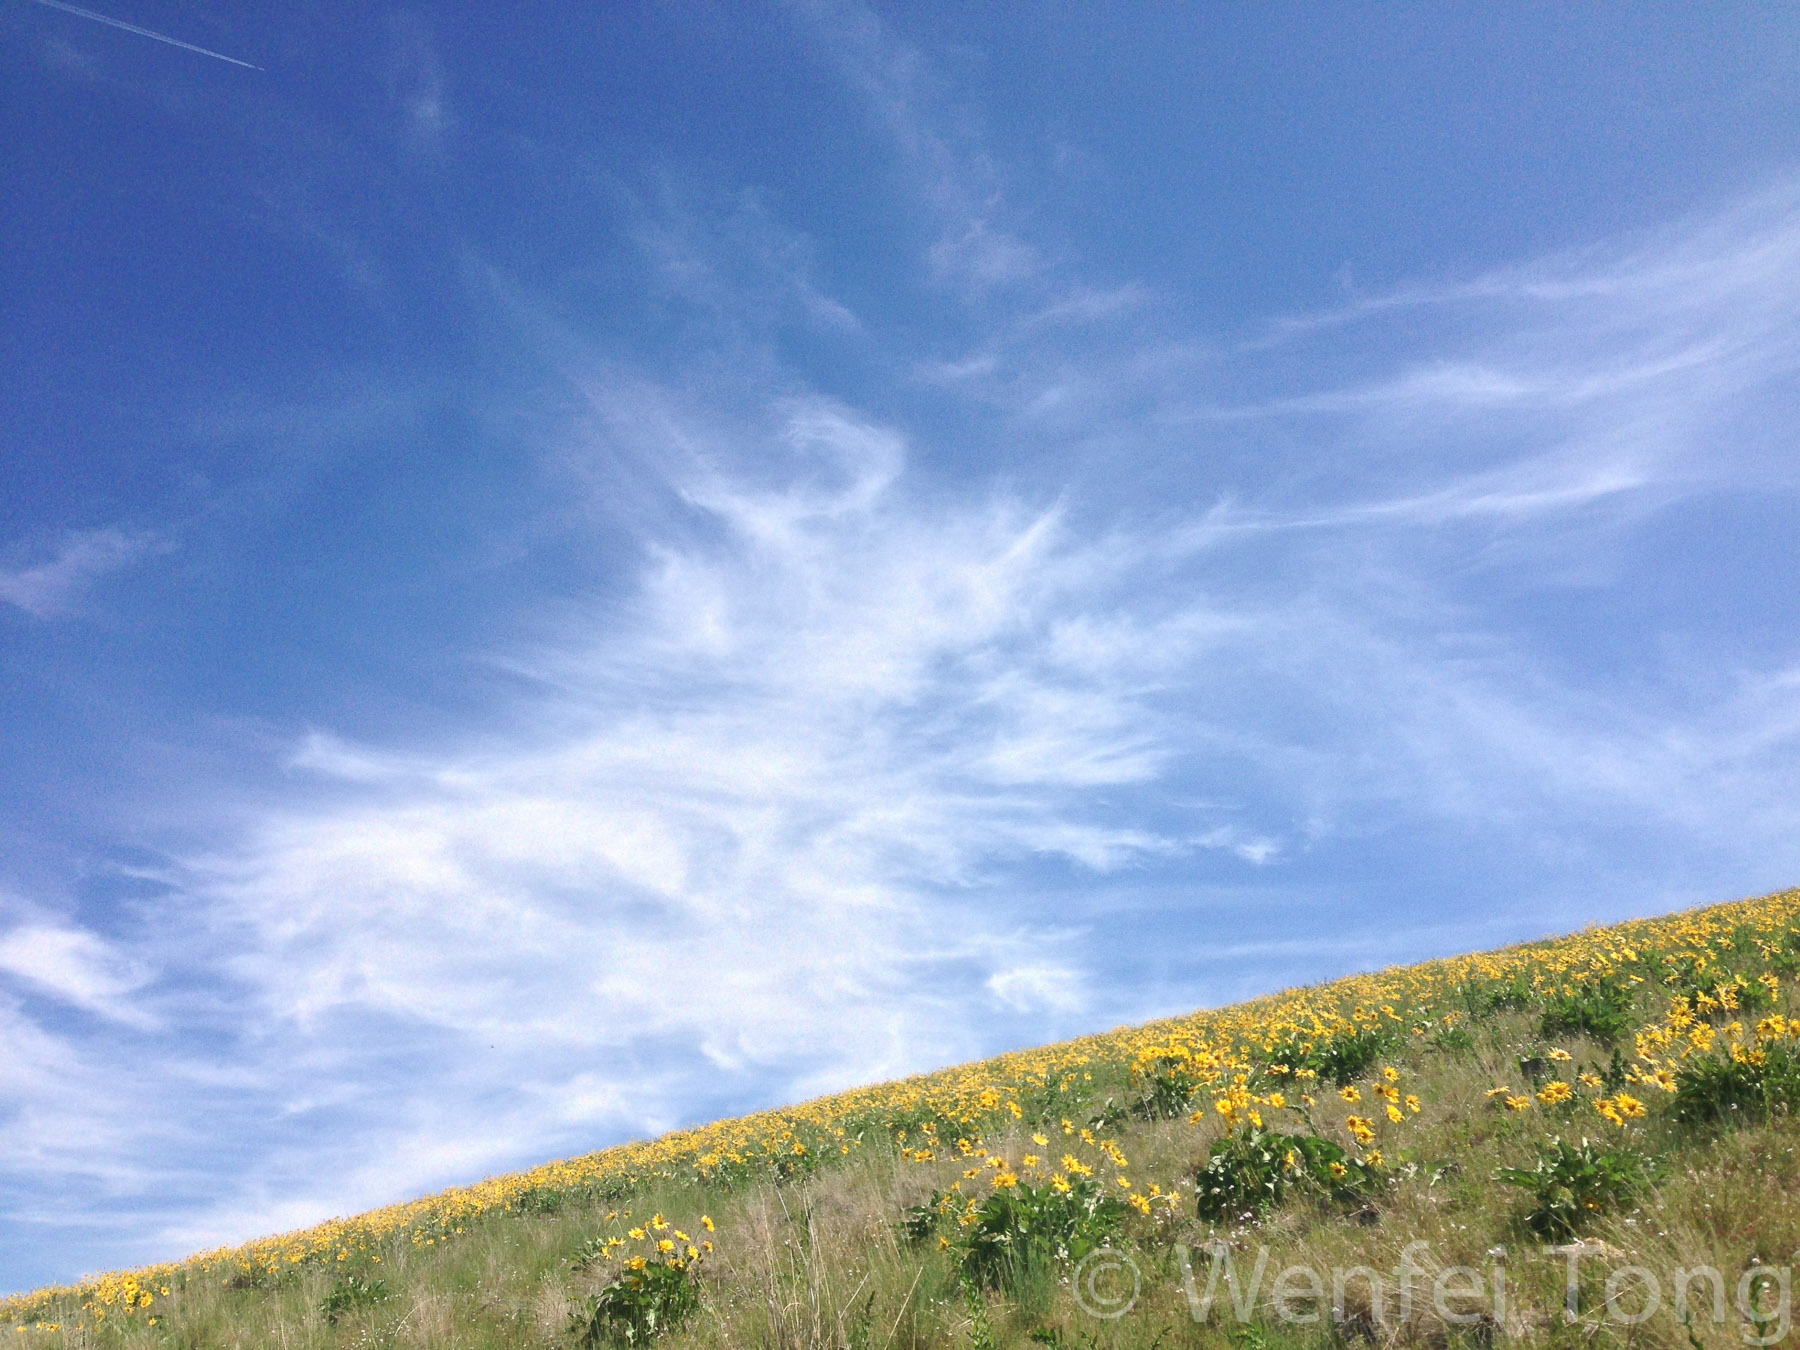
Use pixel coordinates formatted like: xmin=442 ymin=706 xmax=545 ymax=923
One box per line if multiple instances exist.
xmin=0 ymin=924 xmax=156 ymax=1029
xmin=0 ymin=525 xmax=162 ymax=618
xmin=386 ymin=13 xmax=448 ymax=154
xmin=796 ymin=0 xmax=1044 ymax=293
xmin=205 ymin=395 xmax=1204 ymax=1044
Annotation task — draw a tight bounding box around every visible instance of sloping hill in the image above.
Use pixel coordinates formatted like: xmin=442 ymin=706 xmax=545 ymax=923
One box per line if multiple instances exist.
xmin=10 ymin=888 xmax=1800 ymax=1348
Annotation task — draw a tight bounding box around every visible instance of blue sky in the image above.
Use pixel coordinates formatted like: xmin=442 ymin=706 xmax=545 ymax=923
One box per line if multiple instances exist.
xmin=3 ymin=0 xmax=1800 ymax=1291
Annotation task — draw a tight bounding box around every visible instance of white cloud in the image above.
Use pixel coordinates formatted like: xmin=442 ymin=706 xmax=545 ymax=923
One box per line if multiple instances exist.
xmin=387 ymin=13 xmax=448 ymax=153
xmin=0 ymin=925 xmax=156 ymax=1029
xmin=199 ymin=404 xmax=1199 ymax=1060
xmin=928 ymin=220 xmax=1041 ymax=287
xmin=987 ymin=964 xmax=1086 ymax=1014
xmin=288 ymin=730 xmax=411 ymax=783
xmin=621 ymin=181 xmax=863 ymax=339
xmin=1195 ymin=827 xmax=1281 ymax=866
xmin=797 ymin=0 xmax=1046 ymax=292
xmin=0 ymin=526 xmax=160 ymax=618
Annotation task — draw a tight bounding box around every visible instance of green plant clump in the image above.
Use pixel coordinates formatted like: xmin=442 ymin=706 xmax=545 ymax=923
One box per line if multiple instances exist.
xmin=1195 ymin=1124 xmax=1376 ymax=1224
xmin=1129 ymin=1053 xmax=1206 ymax=1119
xmin=1462 ymin=974 xmax=1536 ymax=1014
xmin=1539 ymin=977 xmax=1637 ymax=1045
xmin=1495 ymin=1135 xmax=1655 ymax=1238
xmin=1260 ymin=1025 xmax=1396 ymax=1087
xmin=1674 ymin=1042 xmax=1800 ymax=1124
xmin=320 ymin=1273 xmax=390 ymax=1325
xmin=572 ymin=1258 xmax=701 ymax=1347
xmin=953 ymin=1178 xmax=1125 ymax=1293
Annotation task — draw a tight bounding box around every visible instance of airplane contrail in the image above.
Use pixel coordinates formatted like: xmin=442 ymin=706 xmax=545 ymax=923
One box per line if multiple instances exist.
xmin=28 ymin=0 xmax=261 ymax=70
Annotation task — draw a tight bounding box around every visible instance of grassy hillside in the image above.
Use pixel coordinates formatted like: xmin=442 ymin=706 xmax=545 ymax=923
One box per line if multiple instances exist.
xmin=9 ymin=888 xmax=1800 ymax=1348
